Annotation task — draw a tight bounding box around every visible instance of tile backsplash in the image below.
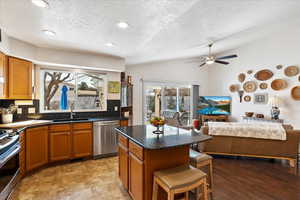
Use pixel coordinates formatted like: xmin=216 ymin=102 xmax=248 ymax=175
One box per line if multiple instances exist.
xmin=0 ymin=99 xmax=120 ymax=122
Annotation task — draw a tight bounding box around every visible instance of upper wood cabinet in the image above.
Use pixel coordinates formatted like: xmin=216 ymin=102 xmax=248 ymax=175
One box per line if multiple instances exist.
xmin=8 ymin=57 xmax=32 ymax=99
xmin=0 ymin=52 xmax=8 ymax=98
xmin=26 ymin=126 xmax=48 ymax=171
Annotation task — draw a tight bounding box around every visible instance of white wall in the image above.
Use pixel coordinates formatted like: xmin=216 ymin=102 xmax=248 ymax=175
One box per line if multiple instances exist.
xmin=1 ymin=35 xmax=125 ymax=72
xmin=126 ymin=59 xmax=209 ymax=125
xmin=207 ymin=28 xmax=300 ymax=128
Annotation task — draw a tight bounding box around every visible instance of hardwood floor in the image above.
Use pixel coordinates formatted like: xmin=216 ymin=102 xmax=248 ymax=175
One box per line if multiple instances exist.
xmin=10 ymin=156 xmax=299 ymax=200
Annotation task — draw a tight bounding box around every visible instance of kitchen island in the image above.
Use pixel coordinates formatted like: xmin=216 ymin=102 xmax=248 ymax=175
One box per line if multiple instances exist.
xmin=115 ymin=125 xmax=211 ymax=200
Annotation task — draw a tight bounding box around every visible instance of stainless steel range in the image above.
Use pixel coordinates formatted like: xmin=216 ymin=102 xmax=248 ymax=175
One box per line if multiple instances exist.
xmin=0 ymin=129 xmax=20 ymax=200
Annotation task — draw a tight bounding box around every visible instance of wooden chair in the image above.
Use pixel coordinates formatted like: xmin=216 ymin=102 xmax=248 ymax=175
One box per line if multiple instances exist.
xmin=189 ymin=149 xmax=213 ymax=199
xmin=152 ymin=165 xmax=208 ymax=200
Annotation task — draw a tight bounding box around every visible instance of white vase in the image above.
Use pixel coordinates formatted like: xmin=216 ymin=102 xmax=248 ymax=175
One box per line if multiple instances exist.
xmin=2 ymin=113 xmax=13 ymax=124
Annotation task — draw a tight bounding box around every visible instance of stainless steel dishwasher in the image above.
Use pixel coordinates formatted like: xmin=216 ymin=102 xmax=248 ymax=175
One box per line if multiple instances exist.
xmin=93 ymin=120 xmax=120 ymax=158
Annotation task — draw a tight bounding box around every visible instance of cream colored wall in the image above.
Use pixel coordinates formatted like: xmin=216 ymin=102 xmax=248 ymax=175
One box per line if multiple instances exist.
xmin=207 ymin=26 xmax=300 ymax=129
xmin=1 ymin=35 xmax=125 ymax=72
xmin=126 ymin=58 xmax=209 ymax=125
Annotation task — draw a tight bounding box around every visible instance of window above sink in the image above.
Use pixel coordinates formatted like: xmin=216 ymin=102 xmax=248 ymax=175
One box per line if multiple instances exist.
xmin=40 ymin=68 xmax=107 ymax=113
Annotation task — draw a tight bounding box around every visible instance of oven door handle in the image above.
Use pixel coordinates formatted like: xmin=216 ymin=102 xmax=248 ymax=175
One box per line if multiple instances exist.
xmin=0 ymin=144 xmax=20 ymax=168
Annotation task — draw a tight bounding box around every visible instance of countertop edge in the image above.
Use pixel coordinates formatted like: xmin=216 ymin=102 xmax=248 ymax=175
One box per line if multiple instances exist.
xmin=115 ymin=127 xmax=212 ymax=150
xmin=2 ymin=117 xmax=127 ymax=132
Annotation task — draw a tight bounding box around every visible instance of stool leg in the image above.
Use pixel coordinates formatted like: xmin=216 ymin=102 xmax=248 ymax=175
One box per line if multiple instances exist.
xmin=203 ymin=179 xmax=208 ymax=200
xmin=209 ymin=160 xmax=213 ymax=191
xmin=168 ymin=191 xmax=175 ymax=200
xmin=152 ymin=177 xmax=158 ymax=200
xmin=185 ymin=191 xmax=189 ymax=200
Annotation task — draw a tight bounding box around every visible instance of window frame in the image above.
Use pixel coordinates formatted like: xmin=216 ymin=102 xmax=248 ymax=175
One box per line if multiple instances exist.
xmin=39 ymin=68 xmax=107 ymax=113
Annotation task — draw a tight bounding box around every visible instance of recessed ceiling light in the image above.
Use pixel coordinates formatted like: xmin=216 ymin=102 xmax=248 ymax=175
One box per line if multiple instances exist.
xmin=117 ymin=22 xmax=129 ymax=29
xmin=105 ymin=42 xmax=115 ymax=47
xmin=42 ymin=29 xmax=56 ymax=36
xmin=31 ymin=0 xmax=49 ymax=8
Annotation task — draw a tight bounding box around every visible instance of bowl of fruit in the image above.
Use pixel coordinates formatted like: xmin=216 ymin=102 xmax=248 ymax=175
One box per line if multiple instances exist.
xmin=150 ymin=116 xmax=165 ymax=135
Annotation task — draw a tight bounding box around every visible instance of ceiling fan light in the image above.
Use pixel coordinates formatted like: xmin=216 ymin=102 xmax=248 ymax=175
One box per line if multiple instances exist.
xmin=206 ymin=60 xmax=215 ymax=65
xmin=32 ymin=0 xmax=49 ymax=8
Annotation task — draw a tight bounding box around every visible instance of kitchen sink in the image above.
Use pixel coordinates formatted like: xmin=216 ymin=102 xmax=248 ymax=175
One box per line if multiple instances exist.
xmin=53 ymin=118 xmax=90 ymax=122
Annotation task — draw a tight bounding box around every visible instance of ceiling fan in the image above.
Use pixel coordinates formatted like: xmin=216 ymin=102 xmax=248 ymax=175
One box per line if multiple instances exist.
xmin=195 ymin=43 xmax=238 ymax=67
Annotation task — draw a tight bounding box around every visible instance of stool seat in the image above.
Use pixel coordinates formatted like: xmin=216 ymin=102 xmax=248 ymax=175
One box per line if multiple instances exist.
xmin=154 ymin=165 xmax=206 ymax=190
xmin=189 ymin=149 xmax=212 ymax=164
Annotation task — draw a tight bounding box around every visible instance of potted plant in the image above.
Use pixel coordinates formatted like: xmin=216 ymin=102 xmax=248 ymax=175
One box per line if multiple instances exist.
xmin=0 ymin=104 xmax=17 ymax=124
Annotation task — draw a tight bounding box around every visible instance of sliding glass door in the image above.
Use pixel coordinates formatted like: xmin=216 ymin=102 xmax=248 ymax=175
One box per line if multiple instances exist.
xmin=143 ymin=81 xmax=191 ymax=126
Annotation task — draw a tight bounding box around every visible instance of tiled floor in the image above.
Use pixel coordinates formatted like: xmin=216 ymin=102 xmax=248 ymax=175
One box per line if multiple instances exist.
xmin=11 ymin=156 xmax=300 ymax=200
xmin=11 ymin=157 xmax=131 ymax=200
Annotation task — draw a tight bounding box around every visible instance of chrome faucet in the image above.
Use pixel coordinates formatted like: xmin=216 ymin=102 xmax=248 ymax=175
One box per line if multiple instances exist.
xmin=70 ymin=102 xmax=75 ymax=119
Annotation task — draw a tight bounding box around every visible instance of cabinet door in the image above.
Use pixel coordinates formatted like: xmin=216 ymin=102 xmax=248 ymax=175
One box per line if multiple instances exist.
xmin=49 ymin=131 xmax=71 ymax=162
xmin=129 ymin=153 xmax=144 ymax=200
xmin=0 ymin=52 xmax=7 ymax=98
xmin=119 ymin=144 xmax=129 ymax=190
xmin=26 ymin=126 xmax=48 ymax=171
xmin=72 ymin=130 xmax=92 ymax=158
xmin=8 ymin=57 xmax=32 ymax=99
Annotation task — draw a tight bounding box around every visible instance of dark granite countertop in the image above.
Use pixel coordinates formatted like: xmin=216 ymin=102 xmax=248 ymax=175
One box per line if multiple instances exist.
xmin=115 ymin=125 xmax=211 ymax=150
xmin=2 ymin=116 xmax=127 ymax=132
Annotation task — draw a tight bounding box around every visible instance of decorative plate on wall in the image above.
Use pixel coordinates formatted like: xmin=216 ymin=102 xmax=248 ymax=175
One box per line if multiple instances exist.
xmin=238 ymin=73 xmax=246 ymax=83
xmin=243 ymin=81 xmax=257 ymax=93
xmin=276 ymin=65 xmax=283 ymax=70
xmin=284 ymin=66 xmax=299 ymax=77
xmin=259 ymin=83 xmax=268 ymax=90
xmin=291 ymin=86 xmax=300 ymax=100
xmin=271 ymin=79 xmax=288 ymax=91
xmin=229 ymin=84 xmax=239 ymax=92
xmin=254 ymin=69 xmax=273 ymax=81
xmin=244 ymin=95 xmax=251 ymax=102
xmin=247 ymin=70 xmax=253 ymax=74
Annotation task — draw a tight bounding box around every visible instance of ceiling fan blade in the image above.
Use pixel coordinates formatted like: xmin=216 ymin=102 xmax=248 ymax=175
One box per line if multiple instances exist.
xmin=216 ymin=54 xmax=238 ymax=60
xmin=199 ymin=62 xmax=206 ymax=67
xmin=215 ymin=60 xmax=229 ymax=65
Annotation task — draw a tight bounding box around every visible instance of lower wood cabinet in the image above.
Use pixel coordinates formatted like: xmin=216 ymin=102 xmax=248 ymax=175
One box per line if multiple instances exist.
xmin=25 ymin=126 xmax=48 ymax=171
xmin=22 ymin=122 xmax=93 ymax=174
xmin=72 ymin=130 xmax=92 ymax=158
xmin=49 ymin=131 xmax=71 ymax=162
xmin=129 ymin=152 xmax=144 ymax=200
xmin=119 ymin=144 xmax=129 ymax=190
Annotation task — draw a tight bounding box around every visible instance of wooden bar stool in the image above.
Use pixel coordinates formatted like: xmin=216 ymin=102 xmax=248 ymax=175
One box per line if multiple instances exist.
xmin=152 ymin=165 xmax=208 ymax=200
xmin=189 ymin=149 xmax=213 ymax=198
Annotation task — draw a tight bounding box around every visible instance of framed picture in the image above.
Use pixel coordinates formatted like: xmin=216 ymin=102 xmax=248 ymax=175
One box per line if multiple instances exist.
xmin=108 ymin=81 xmax=120 ymax=93
xmin=254 ymin=93 xmax=268 ymax=104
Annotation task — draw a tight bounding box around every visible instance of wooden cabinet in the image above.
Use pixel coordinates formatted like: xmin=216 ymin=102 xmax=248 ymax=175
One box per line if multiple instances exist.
xmin=120 ymin=119 xmax=129 ymax=127
xmin=119 ymin=136 xmax=144 ymax=200
xmin=49 ymin=124 xmax=72 ymax=162
xmin=0 ymin=52 xmax=8 ymax=98
xmin=72 ymin=130 xmax=92 ymax=158
xmin=49 ymin=123 xmax=92 ymax=160
xmin=8 ymin=57 xmax=32 ymax=99
xmin=201 ymin=114 xmax=229 ymax=125
xmin=129 ymin=152 xmax=144 ymax=200
xmin=25 ymin=126 xmax=48 ymax=171
xmin=49 ymin=131 xmax=71 ymax=162
xmin=119 ymin=144 xmax=129 ymax=190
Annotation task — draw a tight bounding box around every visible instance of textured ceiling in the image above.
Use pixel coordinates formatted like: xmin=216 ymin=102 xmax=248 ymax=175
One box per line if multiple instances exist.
xmin=1 ymin=0 xmax=300 ymax=65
